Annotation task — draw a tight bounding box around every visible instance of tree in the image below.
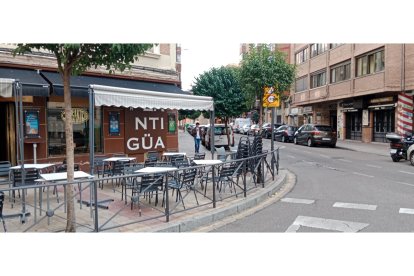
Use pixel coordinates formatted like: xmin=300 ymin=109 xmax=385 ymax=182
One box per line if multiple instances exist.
xmin=13 ymin=44 xmax=152 ymax=232
xmin=239 ymin=44 xmax=295 ymax=127
xmin=192 ymin=66 xmax=247 ymax=147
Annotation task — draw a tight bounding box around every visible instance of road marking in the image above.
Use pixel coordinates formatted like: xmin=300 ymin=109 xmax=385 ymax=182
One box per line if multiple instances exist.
xmin=399 ymin=170 xmax=414 ymax=175
xmin=281 ymin=198 xmax=315 ymax=204
xmin=319 ymin=154 xmax=329 ymax=158
xmin=326 ymin=166 xmax=339 ymax=171
xmin=352 ymin=172 xmax=374 ymax=178
xmin=399 ymin=208 xmax=414 ymax=215
xmin=286 ymin=155 xmax=295 ymax=159
xmin=333 ymin=202 xmax=377 ymax=211
xmin=285 ymin=216 xmax=369 ymax=232
xmin=338 ymin=159 xmax=352 ymax=163
xmin=366 ymin=164 xmax=382 ymax=169
xmin=394 ymin=181 xmax=414 ymax=187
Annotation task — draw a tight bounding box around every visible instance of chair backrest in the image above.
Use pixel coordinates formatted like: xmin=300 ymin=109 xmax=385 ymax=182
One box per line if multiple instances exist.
xmin=12 ymin=169 xmax=39 ymax=186
xmin=140 ymin=173 xmax=164 ymax=191
xmin=181 ymin=168 xmax=197 ymax=185
xmin=0 ymin=161 xmax=11 ymax=177
xmin=144 ymin=158 xmax=157 ymax=167
xmin=112 ymin=160 xmax=129 ymax=175
xmin=170 ymin=155 xmax=185 ymax=166
xmin=123 ymin=163 xmax=144 ymax=175
xmin=218 ymin=163 xmax=238 ymax=178
xmin=153 ymin=162 xmax=173 ymax=167
xmin=147 ymin=151 xmax=159 ymax=160
xmin=174 ymin=160 xmax=189 ymax=168
xmin=193 ymin=153 xmax=206 ymax=160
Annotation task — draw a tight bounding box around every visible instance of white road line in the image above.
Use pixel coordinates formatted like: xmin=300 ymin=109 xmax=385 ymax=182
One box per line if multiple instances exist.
xmin=281 ymin=198 xmax=315 ymax=204
xmin=366 ymin=164 xmax=382 ymax=169
xmin=338 ymin=159 xmax=352 ymax=163
xmin=319 ymin=154 xmax=329 ymax=158
xmin=286 ymin=155 xmax=295 ymax=159
xmin=352 ymin=172 xmax=374 ymax=178
xmin=285 ymin=216 xmax=369 ymax=232
xmin=394 ymin=181 xmax=414 ymax=187
xmin=333 ymin=202 xmax=377 ymax=211
xmin=399 ymin=208 xmax=414 ymax=215
xmin=326 ymin=166 xmax=338 ymax=170
xmin=399 ymin=170 xmax=414 ymax=175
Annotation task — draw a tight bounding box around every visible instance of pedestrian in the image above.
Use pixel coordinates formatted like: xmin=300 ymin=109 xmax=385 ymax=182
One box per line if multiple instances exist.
xmin=191 ymin=122 xmax=202 ymax=153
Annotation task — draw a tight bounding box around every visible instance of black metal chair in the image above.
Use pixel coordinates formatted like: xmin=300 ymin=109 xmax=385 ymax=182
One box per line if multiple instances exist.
xmin=144 ymin=156 xmax=158 ymax=167
xmin=164 ymin=167 xmax=198 ymax=209
xmin=110 ymin=160 xmax=130 ymax=190
xmin=147 ymin=151 xmax=159 ymax=161
xmin=134 ymin=173 xmax=164 ymax=209
xmin=11 ymin=169 xmax=41 ymax=207
xmin=121 ymin=163 xmax=144 ymax=205
xmin=193 ymin=152 xmax=206 ymax=160
xmin=94 ymin=156 xmax=111 ymax=189
xmin=0 ymin=191 xmax=6 ymax=232
xmin=170 ymin=155 xmax=185 ymax=167
xmin=0 ymin=161 xmax=11 ymax=187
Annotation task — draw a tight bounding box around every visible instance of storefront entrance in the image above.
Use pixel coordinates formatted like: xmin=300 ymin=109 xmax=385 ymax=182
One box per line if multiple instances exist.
xmin=373 ymin=109 xmax=394 ymax=142
xmin=345 ymin=111 xmax=362 ymax=140
xmin=0 ymin=102 xmax=16 ymax=163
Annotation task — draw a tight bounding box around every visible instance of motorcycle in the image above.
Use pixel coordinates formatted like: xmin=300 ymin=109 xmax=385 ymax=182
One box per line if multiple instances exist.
xmin=385 ymin=132 xmax=414 ymax=162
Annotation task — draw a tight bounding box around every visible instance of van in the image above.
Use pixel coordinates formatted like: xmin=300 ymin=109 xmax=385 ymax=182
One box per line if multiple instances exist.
xmin=233 ymin=118 xmax=251 ymax=133
xmin=205 ymin=124 xmax=234 ymax=150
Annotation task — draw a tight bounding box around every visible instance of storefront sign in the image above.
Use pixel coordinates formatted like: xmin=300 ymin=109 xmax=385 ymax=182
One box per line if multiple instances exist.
xmin=369 ymin=97 xmax=393 ymax=104
xmin=303 ymin=106 xmax=313 ymax=113
xmin=125 ymin=109 xmax=167 ymax=154
xmin=61 ymin=108 xmax=89 ymax=124
xmin=24 ymin=110 xmax=40 ymax=138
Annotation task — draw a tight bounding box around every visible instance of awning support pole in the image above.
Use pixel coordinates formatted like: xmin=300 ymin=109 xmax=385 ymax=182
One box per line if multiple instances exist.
xmin=210 ymin=109 xmax=215 ymax=159
xmin=88 ymin=86 xmax=99 ymax=232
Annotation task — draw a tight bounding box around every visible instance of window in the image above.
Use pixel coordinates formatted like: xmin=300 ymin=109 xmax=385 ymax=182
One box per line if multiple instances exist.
xmin=295 ymin=76 xmax=308 ymax=92
xmin=330 ymin=43 xmax=343 ymax=49
xmin=147 ymin=44 xmax=160 ymax=54
xmin=310 ymin=44 xmax=328 ymax=58
xmin=356 ymin=49 xmax=384 ymax=77
xmin=295 ymin=47 xmax=309 ymax=64
xmin=330 ymin=61 xmax=351 ymax=83
xmin=47 ymin=107 xmax=102 ymax=156
xmin=310 ymin=70 xmax=326 ymax=89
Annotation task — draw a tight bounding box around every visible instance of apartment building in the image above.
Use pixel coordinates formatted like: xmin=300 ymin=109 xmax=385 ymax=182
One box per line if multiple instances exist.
xmin=289 ymin=44 xmax=414 ymax=143
xmin=0 ymin=44 xmax=183 ymax=165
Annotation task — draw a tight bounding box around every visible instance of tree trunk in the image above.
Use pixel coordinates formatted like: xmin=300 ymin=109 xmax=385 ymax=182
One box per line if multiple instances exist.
xmin=63 ymin=70 xmax=76 ymax=232
xmin=224 ymin=116 xmax=230 ymax=147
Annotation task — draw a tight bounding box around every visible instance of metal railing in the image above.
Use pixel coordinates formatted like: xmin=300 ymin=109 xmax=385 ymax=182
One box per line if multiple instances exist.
xmin=0 ymin=148 xmax=279 ymax=232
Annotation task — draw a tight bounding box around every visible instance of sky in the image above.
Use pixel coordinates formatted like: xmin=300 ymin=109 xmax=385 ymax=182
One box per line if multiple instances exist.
xmin=180 ymin=42 xmax=241 ymax=91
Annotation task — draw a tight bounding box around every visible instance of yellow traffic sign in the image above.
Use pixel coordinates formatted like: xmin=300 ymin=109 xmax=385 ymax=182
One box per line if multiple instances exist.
xmin=263 ymin=87 xmax=280 ymax=108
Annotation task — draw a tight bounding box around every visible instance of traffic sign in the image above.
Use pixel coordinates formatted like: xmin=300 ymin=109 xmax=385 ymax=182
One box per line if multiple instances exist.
xmin=263 ymin=86 xmax=280 ymax=108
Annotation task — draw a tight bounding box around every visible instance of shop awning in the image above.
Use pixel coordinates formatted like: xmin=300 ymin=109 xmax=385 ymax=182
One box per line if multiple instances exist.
xmin=91 ymin=84 xmax=214 ymax=111
xmin=41 ymin=71 xmax=190 ymax=98
xmin=0 ymin=67 xmax=50 ymax=97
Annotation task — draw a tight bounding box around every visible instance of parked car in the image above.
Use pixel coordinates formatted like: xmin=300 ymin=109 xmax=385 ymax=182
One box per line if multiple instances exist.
xmin=273 ymin=125 xmax=298 ymax=143
xmin=249 ymin=124 xmax=260 ymax=135
xmin=262 ymin=123 xmax=283 ymax=138
xmin=241 ymin=124 xmax=251 ymax=135
xmin=205 ymin=124 xmax=234 ymax=150
xmin=187 ymin=123 xmax=195 ymax=133
xmin=233 ymin=118 xmax=251 ymax=134
xmin=293 ymin=124 xmax=337 ymax=147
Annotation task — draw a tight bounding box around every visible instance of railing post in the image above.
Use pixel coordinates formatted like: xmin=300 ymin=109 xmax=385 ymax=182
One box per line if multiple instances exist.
xmin=89 ymin=86 xmax=99 ymax=232
xmin=243 ymin=160 xmax=247 ymax=197
xmin=212 ymin=165 xmax=216 ymax=208
xmin=165 ymin=173 xmax=170 ymax=222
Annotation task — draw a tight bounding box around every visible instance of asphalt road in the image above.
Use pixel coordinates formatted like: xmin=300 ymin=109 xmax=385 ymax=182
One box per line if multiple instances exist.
xmin=212 ymin=133 xmax=414 ymax=232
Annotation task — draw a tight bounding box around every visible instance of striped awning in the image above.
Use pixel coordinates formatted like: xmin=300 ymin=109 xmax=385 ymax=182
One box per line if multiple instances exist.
xmin=91 ymin=84 xmax=214 ymax=111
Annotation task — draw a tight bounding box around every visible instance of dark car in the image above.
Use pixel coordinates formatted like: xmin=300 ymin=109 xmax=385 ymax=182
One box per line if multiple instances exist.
xmin=274 ymin=125 xmax=298 ymax=143
xmin=293 ymin=124 xmax=337 ymax=147
xmin=262 ymin=123 xmax=283 ymax=139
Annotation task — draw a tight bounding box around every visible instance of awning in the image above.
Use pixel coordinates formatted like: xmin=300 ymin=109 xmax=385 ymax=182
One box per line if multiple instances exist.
xmin=41 ymin=71 xmax=190 ymax=98
xmin=91 ymin=84 xmax=214 ymax=111
xmin=0 ymin=67 xmax=50 ymax=97
xmin=0 ymin=78 xmax=13 ymax=97
xmin=368 ymin=103 xmax=396 ymax=110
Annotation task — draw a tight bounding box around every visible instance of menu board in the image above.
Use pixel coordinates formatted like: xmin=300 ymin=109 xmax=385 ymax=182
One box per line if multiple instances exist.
xmin=109 ymin=111 xmax=120 ymax=136
xmin=24 ymin=110 xmax=40 ymax=138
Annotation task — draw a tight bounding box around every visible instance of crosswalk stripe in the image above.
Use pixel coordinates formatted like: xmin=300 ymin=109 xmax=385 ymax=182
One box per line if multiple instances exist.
xmin=333 ymin=202 xmax=377 ymax=211
xmin=399 ymin=208 xmax=414 ymax=215
xmin=286 ymin=216 xmax=369 ymax=232
xmin=281 ymin=198 xmax=315 ymax=204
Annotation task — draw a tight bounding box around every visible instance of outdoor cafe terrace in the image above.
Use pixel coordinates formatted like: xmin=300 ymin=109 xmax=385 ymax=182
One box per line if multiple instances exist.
xmin=0 ymin=132 xmax=280 ymax=232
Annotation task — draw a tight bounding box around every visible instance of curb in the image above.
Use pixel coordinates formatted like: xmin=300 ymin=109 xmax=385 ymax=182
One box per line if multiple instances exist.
xmin=142 ymin=169 xmax=290 ymax=232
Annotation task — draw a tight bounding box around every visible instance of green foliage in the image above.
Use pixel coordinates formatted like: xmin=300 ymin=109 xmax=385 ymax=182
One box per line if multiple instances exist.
xmin=239 ymin=44 xmax=296 ymax=108
xmin=179 ymin=110 xmax=201 ymax=121
xmin=192 ymin=66 xmax=247 ymax=122
xmin=13 ymin=44 xmax=153 ymax=75
xmin=251 ymin=110 xmax=259 ymax=124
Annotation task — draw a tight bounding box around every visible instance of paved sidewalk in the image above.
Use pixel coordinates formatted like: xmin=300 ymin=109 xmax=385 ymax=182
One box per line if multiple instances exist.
xmin=336 ymin=140 xmax=389 ymax=157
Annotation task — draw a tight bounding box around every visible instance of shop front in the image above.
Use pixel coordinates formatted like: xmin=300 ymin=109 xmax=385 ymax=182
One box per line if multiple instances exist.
xmin=367 ymin=96 xmax=395 ymax=143
xmin=0 ymin=67 xmax=214 ymax=168
xmin=341 ymin=98 xmax=364 ymax=141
